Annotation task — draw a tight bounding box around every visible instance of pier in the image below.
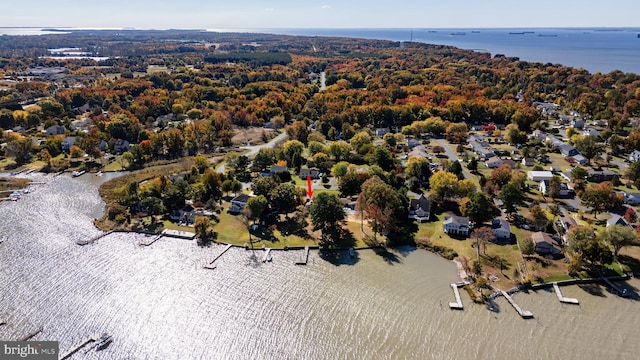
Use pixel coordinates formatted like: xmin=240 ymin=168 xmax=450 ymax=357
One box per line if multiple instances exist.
xmin=140 ymin=233 xmax=163 ymax=246
xmin=59 ymin=333 xmax=102 ymax=360
xmin=77 ymin=230 xmax=113 ymax=245
xmin=17 ymin=326 xmax=43 ymax=341
xmin=204 ymin=244 xmax=233 ymax=269
xmin=295 ymin=246 xmax=310 ymax=265
xmin=501 ymin=291 xmax=534 ymax=319
xmin=262 ymin=248 xmax=272 ymax=263
xmin=162 ymin=229 xmax=196 ymax=240
xmin=553 ymin=283 xmax=579 ymax=304
xmin=601 ymin=276 xmax=629 ymax=297
xmin=448 ymin=282 xmax=468 ymax=310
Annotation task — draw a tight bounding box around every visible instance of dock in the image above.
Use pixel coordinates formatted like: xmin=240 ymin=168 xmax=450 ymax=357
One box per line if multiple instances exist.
xmin=501 ymin=291 xmax=534 ymax=319
xmin=295 ymin=246 xmax=310 ymax=265
xmin=0 ymin=320 xmax=6 ymax=326
xmin=448 ymin=283 xmax=465 ymax=310
xmin=17 ymin=326 xmax=43 ymax=341
xmin=553 ymin=282 xmax=579 ymax=304
xmin=59 ymin=333 xmax=101 ymax=360
xmin=204 ymin=244 xmax=232 ymax=269
xmin=77 ymin=230 xmax=114 ymax=246
xmin=140 ymin=233 xmax=163 ymax=246
xmin=262 ymin=248 xmax=272 ymax=263
xmin=601 ymin=276 xmax=629 ymax=297
xmin=162 ymin=229 xmax=196 ymax=240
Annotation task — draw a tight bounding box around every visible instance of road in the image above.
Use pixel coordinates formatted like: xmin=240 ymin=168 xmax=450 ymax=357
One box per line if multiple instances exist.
xmin=434 ymin=139 xmax=472 ymax=180
xmin=217 ymin=131 xmax=288 ymax=173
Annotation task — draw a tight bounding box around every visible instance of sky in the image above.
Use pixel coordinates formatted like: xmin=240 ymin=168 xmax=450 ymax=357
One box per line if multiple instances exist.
xmin=1 ymin=0 xmax=639 ymax=29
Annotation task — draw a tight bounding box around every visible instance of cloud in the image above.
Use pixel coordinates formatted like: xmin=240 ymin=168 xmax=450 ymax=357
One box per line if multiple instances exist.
xmin=321 ymin=5 xmax=331 ymax=9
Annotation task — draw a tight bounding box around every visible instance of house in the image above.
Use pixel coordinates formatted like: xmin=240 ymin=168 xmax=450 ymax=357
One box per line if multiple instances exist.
xmin=607 ymin=215 xmax=629 ymax=228
xmin=503 ymin=159 xmax=517 ymax=169
xmin=629 ymin=150 xmax=640 ymax=162
xmin=340 ymin=198 xmax=357 ymax=210
xmin=375 ymin=128 xmax=390 ymax=137
xmin=527 ymin=171 xmax=553 ymax=182
xmin=558 ymin=215 xmax=577 ymax=233
xmin=492 ymin=218 xmax=511 ymax=242
xmin=531 ymin=129 xmax=546 ymax=141
xmin=406 ymin=138 xmax=421 ymax=148
xmin=586 ymin=169 xmax=617 ymax=182
xmin=522 ymin=158 xmax=535 ymax=167
xmin=408 ymin=194 xmax=431 ymax=222
xmin=570 ymin=119 xmax=585 ymax=129
xmin=45 ymin=124 xmax=65 ymax=135
xmin=299 ymin=167 xmax=320 ymax=180
xmin=443 ymin=215 xmax=470 ymax=236
xmin=270 ymin=165 xmax=289 ymax=174
xmin=169 ymin=204 xmax=195 ymax=224
xmin=531 ymin=232 xmax=562 ymax=255
xmin=228 ymin=194 xmax=252 ymax=213
xmin=538 ymin=180 xmax=550 ymax=195
xmin=61 ymin=136 xmax=77 ymax=152
xmin=407 ymin=146 xmax=429 ymax=159
xmin=113 ymin=139 xmax=130 ymax=154
xmin=539 ymin=180 xmax=573 ymax=196
xmin=559 ymin=144 xmax=579 ymax=157
xmin=571 ymin=154 xmax=588 ymax=165
xmin=97 ymin=140 xmax=108 ymax=152
xmin=622 ymin=193 xmax=640 ymax=205
xmin=477 ymin=148 xmax=496 ymax=160
xmin=485 ymin=156 xmax=504 ymax=169
xmin=583 ymin=128 xmax=600 ymax=137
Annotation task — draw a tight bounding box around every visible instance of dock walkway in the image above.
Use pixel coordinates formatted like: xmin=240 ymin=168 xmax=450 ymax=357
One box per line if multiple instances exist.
xmin=204 ymin=244 xmax=233 ymax=269
xmin=17 ymin=326 xmax=43 ymax=341
xmin=601 ymin=276 xmax=629 ymax=297
xmin=553 ymin=282 xmax=579 ymax=304
xmin=501 ymin=291 xmax=534 ymax=319
xmin=59 ymin=333 xmax=101 ymax=360
xmin=448 ymin=283 xmax=465 ymax=310
xmin=295 ymin=246 xmax=310 ymax=265
xmin=140 ymin=233 xmax=163 ymax=246
xmin=262 ymin=248 xmax=272 ymax=263
xmin=77 ymin=230 xmax=113 ymax=246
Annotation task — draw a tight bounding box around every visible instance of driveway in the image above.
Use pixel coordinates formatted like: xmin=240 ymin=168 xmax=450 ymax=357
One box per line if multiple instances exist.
xmin=434 ymin=139 xmax=472 ymax=180
xmin=217 ymin=131 xmax=288 ymax=173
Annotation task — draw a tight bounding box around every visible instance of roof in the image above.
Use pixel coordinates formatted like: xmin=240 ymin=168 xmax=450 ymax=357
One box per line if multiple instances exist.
xmin=531 ymin=232 xmax=559 ymax=247
xmin=492 ymin=218 xmax=510 ymax=231
xmin=528 ymin=170 xmax=553 ymax=178
xmin=270 ymin=165 xmax=289 ymax=173
xmin=231 ymin=194 xmax=251 ymax=203
xmin=486 ymin=156 xmax=503 ymax=163
xmin=444 ymin=215 xmax=469 ymax=226
xmin=410 ymin=194 xmax=431 ymax=211
xmin=607 ymin=215 xmax=628 ymax=227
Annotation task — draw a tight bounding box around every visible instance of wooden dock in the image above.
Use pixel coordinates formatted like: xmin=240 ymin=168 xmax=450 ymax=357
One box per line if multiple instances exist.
xmin=448 ymin=283 xmax=465 ymax=310
xmin=501 ymin=291 xmax=534 ymax=319
xmin=140 ymin=233 xmax=163 ymax=246
xmin=17 ymin=326 xmax=43 ymax=341
xmin=162 ymin=229 xmax=196 ymax=240
xmin=59 ymin=333 xmax=101 ymax=360
xmin=204 ymin=244 xmax=232 ymax=269
xmin=262 ymin=248 xmax=272 ymax=263
xmin=295 ymin=246 xmax=310 ymax=265
xmin=77 ymin=230 xmax=114 ymax=246
xmin=601 ymin=276 xmax=629 ymax=297
xmin=553 ymin=283 xmax=579 ymax=304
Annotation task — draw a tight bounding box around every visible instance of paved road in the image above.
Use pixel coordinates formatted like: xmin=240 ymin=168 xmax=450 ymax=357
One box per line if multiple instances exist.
xmin=217 ymin=131 xmax=288 ymax=173
xmin=434 ymin=139 xmax=472 ymax=180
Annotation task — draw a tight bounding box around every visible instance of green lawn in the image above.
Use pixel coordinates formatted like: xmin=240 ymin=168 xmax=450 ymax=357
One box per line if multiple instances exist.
xmin=103 ymin=160 xmax=125 ymax=171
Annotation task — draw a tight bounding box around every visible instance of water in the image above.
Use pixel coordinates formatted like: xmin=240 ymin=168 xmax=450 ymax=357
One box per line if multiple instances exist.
xmin=1 ymin=172 xmax=640 ymax=359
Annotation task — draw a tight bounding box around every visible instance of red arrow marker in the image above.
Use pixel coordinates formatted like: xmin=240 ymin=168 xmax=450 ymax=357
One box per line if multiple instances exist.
xmin=307 ymin=175 xmax=313 ymax=198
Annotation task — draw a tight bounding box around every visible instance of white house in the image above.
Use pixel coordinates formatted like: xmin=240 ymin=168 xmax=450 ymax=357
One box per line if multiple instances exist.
xmin=531 ymin=232 xmax=562 ymax=256
xmin=444 ymin=215 xmax=470 ymax=236
xmin=228 ymin=194 xmax=252 ymax=213
xmin=607 ymin=215 xmax=629 ymax=228
xmin=408 ymin=194 xmax=431 ymax=222
xmin=539 ymin=180 xmax=573 ymax=197
xmin=527 ymin=171 xmax=553 ymax=182
xmin=485 ymin=156 xmax=504 ymax=169
xmin=492 ymin=218 xmax=511 ymax=242
xmin=583 ymin=128 xmax=600 ymax=137
xmin=630 ymin=150 xmax=640 ymax=163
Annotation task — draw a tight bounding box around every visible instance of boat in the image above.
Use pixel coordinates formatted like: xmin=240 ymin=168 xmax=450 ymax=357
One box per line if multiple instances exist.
xmin=95 ymin=171 xmax=103 ymax=177
xmin=349 ymin=248 xmax=356 ymax=258
xmin=71 ymin=170 xmax=86 ymax=177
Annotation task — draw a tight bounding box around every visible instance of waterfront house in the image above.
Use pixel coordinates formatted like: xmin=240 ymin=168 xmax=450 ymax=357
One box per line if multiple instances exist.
xmin=408 ymin=194 xmax=431 ymax=223
xmin=443 ymin=215 xmax=470 ymax=236
xmin=485 ymin=156 xmax=504 ymax=169
xmin=270 ymin=165 xmax=289 ymax=175
xmin=522 ymin=158 xmax=535 ymax=167
xmin=229 ymin=194 xmax=252 ymax=213
xmin=629 ymin=150 xmax=640 ymax=163
xmin=113 ymin=139 xmax=130 ymax=154
xmin=586 ymin=169 xmax=617 ymax=182
xmin=492 ymin=218 xmax=511 ymax=243
xmin=531 ymin=232 xmax=562 ymax=256
xmin=299 ymin=167 xmax=320 ymax=180
xmin=61 ymin=136 xmax=77 ymax=153
xmin=170 ymin=205 xmax=195 ymax=224
xmin=527 ymin=170 xmax=553 ymax=182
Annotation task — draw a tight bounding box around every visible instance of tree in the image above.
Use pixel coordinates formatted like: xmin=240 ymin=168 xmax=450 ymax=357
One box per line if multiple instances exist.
xmin=624 ymin=207 xmax=637 ymax=223
xmin=370 ymin=146 xmax=394 ymax=171
xmin=520 ymin=236 xmax=535 ymax=256
xmin=529 ymin=205 xmax=549 ymax=231
xmin=327 ymin=140 xmax=351 ymax=161
xmin=193 ymin=155 xmax=209 ymax=173
xmin=356 ymin=176 xmax=405 ymax=242
xmin=447 ymin=160 xmax=464 ymax=180
xmin=244 ymin=195 xmax=268 ymax=224
xmin=5 ymin=137 xmax=32 ymax=164
xmin=471 ymin=227 xmax=496 ymax=259
xmin=504 ymin=124 xmax=527 ymax=145
xmin=625 ymin=161 xmax=640 ymax=189
xmin=573 ymin=135 xmax=604 ymax=165
xmin=432 ymin=145 xmax=445 ymax=155
xmin=339 ymin=172 xmax=370 ymax=197
xmin=195 ymin=217 xmax=217 ymax=246
xmin=269 ymin=183 xmax=300 ymax=217
xmin=251 ymin=148 xmax=275 ymax=173
xmin=141 ymin=196 xmax=166 ymax=216
xmin=467 ymin=157 xmax=478 ymax=173
xmin=581 ymin=182 xmax=622 ymax=218
xmin=331 ymin=161 xmax=350 ymax=178
xmin=548 ymin=176 xmax=562 ymax=198
xmin=309 ymin=192 xmax=346 ymax=246
xmin=350 ymin=131 xmax=372 ymax=154
xmin=429 ymin=170 xmax=458 ymax=202
xmin=499 ymin=181 xmax=525 ymax=219
xmin=568 ymin=225 xmax=613 ymax=268
xmin=460 ymin=192 xmax=498 ymax=226
xmin=405 ymin=156 xmax=431 ymax=183
xmin=252 ymin=176 xmax=278 ymax=198
xmin=599 ymin=224 xmax=639 ymax=261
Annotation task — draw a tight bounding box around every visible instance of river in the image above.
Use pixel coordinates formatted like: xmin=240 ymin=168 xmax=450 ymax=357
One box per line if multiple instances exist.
xmin=1 ymin=172 xmax=639 ymax=359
